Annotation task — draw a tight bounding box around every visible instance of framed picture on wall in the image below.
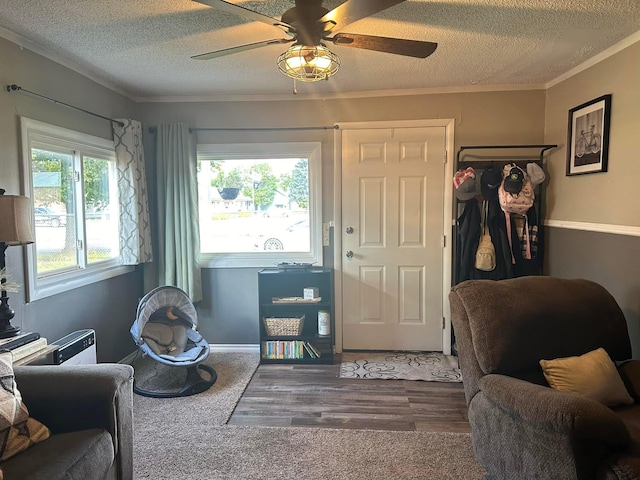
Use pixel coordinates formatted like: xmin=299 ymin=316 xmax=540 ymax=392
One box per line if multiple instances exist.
xmin=566 ymin=94 xmax=611 ymax=176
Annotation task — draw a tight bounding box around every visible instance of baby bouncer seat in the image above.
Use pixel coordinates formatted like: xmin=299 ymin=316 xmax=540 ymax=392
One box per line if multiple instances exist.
xmin=130 ymin=285 xmax=217 ymax=398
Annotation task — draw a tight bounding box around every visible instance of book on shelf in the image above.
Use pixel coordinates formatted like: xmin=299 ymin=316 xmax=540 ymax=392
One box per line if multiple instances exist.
xmin=261 ymin=340 xmax=306 ymax=360
xmin=13 ymin=344 xmax=59 ymax=366
xmin=0 ymin=332 xmax=41 ymax=351
xmin=260 ymin=340 xmax=323 ymax=360
xmin=10 ymin=337 xmax=48 ymax=363
xmin=300 ymin=342 xmax=321 ymax=359
xmin=306 ymin=342 xmax=321 ymax=358
xmin=302 ymin=342 xmax=314 ymax=358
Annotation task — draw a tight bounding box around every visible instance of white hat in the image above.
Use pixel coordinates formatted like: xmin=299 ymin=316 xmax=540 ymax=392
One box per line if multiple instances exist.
xmin=527 ymin=163 xmax=546 ymax=187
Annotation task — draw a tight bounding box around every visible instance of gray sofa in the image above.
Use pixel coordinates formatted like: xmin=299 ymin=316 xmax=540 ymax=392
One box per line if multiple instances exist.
xmin=1 ymin=363 xmax=134 ymax=480
xmin=450 ymin=276 xmax=640 ymax=480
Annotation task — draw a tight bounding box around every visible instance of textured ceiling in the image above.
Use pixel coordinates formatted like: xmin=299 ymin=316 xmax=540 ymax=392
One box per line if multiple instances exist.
xmin=1 ymin=0 xmax=640 ymax=101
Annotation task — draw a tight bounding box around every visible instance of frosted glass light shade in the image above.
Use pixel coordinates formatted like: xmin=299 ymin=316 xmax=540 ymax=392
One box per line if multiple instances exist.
xmin=277 ymin=45 xmax=340 ymax=82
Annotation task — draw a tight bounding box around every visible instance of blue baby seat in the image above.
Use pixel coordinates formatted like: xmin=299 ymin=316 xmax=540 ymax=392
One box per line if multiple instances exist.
xmin=130 ymin=285 xmax=216 ymax=397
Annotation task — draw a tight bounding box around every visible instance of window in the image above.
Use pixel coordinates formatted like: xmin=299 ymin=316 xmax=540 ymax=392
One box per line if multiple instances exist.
xmin=197 ymin=142 xmax=322 ymax=268
xmin=21 ymin=117 xmax=132 ymax=301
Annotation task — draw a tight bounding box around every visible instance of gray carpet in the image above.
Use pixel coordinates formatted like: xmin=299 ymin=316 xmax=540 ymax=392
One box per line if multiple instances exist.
xmin=132 ymin=352 xmax=484 ymax=480
xmin=132 ymin=351 xmax=258 ymax=427
xmin=340 ymin=351 xmax=462 ymax=381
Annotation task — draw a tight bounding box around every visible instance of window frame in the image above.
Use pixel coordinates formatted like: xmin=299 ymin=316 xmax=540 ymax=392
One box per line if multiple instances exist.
xmin=197 ymin=142 xmax=323 ymax=268
xmin=20 ymin=117 xmax=133 ymax=302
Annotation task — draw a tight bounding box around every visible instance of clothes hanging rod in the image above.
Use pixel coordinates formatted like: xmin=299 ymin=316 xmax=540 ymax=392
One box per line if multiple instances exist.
xmin=6 ymin=84 xmax=125 ymax=128
xmin=147 ymin=125 xmax=339 ymax=134
xmin=456 ymin=144 xmax=557 ymax=164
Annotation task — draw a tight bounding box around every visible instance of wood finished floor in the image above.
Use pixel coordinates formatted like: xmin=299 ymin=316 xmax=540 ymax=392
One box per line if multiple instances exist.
xmin=228 ymin=359 xmax=470 ymax=432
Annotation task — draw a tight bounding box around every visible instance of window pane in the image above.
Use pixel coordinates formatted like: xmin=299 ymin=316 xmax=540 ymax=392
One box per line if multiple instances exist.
xmin=32 ymin=148 xmax=77 ymax=275
xmin=83 ymin=156 xmax=119 ymax=264
xmin=22 ymin=117 xmax=133 ymax=302
xmin=198 ymin=158 xmax=310 ymax=253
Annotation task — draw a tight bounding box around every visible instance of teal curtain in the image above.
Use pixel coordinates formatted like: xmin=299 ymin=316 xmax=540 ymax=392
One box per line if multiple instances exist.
xmin=153 ymin=123 xmax=202 ymax=302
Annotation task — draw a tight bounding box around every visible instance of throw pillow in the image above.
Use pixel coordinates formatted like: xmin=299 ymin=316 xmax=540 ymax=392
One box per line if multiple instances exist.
xmin=0 ymin=350 xmax=50 ymax=466
xmin=539 ymin=347 xmax=634 ymax=406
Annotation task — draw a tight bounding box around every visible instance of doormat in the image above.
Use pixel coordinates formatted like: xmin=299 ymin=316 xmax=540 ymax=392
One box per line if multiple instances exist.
xmin=339 ymin=351 xmax=462 ymax=382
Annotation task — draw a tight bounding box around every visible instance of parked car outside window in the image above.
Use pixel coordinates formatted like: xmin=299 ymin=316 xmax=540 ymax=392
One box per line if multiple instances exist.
xmin=34 ymin=206 xmax=67 ymax=227
xmin=255 ymin=218 xmax=310 ymax=251
xmin=262 ymin=205 xmax=290 ymax=218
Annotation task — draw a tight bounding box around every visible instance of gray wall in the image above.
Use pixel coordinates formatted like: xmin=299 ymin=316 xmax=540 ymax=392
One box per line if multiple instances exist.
xmin=138 ymin=89 xmax=546 ymax=344
xmin=1 ymin=37 xmax=143 ymax=362
xmin=544 ymin=228 xmax=640 ymax=356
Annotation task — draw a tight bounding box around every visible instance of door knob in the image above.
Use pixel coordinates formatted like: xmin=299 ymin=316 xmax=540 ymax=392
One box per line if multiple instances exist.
xmin=346 ymin=227 xmax=354 ymax=234
xmin=346 ymin=250 xmax=354 ymax=258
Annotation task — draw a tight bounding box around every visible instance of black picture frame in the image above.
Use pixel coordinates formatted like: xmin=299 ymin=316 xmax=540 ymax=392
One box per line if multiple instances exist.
xmin=566 ymin=94 xmax=611 ymax=176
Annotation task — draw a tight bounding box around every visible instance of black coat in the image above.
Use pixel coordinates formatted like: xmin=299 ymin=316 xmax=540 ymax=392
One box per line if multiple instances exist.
xmin=455 ymin=200 xmax=480 ymax=284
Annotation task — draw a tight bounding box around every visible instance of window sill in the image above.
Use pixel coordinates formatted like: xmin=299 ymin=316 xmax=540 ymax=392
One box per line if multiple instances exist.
xmin=200 ymin=252 xmax=322 ymax=269
xmin=27 ymin=262 xmax=135 ymax=302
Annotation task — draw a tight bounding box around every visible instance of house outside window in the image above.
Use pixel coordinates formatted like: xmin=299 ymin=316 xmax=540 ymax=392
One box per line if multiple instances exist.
xmin=21 ymin=117 xmax=132 ymax=301
xmin=197 ymin=142 xmax=323 ymax=268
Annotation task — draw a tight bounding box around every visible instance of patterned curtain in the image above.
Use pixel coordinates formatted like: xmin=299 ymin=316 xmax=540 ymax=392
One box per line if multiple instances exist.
xmin=153 ymin=123 xmax=202 ymax=302
xmin=113 ymin=119 xmax=153 ymax=265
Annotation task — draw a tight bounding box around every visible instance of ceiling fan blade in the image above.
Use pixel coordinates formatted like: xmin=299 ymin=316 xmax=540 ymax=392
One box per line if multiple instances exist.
xmin=193 ymin=0 xmax=293 ymax=33
xmin=192 ymin=38 xmax=293 ymax=60
xmin=319 ymin=0 xmax=406 ymax=32
xmin=328 ymin=33 xmax=437 ymax=58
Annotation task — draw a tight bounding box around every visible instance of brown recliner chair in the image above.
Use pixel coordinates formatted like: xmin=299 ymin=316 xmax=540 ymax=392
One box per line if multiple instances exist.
xmin=450 ymin=276 xmax=640 ymax=480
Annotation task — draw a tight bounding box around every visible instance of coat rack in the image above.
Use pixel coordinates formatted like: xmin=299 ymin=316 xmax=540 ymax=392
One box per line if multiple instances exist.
xmin=453 ymin=145 xmax=557 ymax=284
xmin=456 ymin=144 xmax=557 ymax=168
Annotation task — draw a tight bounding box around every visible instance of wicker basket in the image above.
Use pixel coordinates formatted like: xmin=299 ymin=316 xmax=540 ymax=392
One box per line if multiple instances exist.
xmin=263 ymin=316 xmax=304 ymax=336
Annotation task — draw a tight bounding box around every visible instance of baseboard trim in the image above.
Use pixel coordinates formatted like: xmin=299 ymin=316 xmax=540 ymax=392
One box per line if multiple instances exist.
xmin=118 ymin=351 xmax=138 ymax=364
xmin=544 ymin=220 xmax=640 ymax=237
xmin=210 ymin=344 xmax=260 ymax=353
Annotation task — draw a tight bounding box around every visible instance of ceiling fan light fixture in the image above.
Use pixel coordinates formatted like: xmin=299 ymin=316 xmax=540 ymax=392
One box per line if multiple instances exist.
xmin=277 ymin=44 xmax=340 ymax=82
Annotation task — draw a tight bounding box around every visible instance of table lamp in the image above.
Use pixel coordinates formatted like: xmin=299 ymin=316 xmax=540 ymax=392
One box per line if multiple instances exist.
xmin=0 ymin=189 xmax=35 ymax=338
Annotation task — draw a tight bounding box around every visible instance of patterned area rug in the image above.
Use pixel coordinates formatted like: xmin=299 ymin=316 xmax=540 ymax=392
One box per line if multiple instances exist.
xmin=340 ymin=351 xmax=462 ymax=382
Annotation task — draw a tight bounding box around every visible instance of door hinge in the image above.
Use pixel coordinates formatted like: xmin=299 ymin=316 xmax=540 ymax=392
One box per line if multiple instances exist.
xmin=442 ymin=317 xmax=446 ymax=329
xmin=441 ymin=234 xmax=446 ymax=248
xmin=444 ymin=150 xmax=448 ymax=164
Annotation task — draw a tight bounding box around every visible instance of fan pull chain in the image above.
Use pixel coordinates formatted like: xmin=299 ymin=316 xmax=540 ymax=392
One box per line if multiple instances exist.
xmin=293 ymin=79 xmax=297 ymax=95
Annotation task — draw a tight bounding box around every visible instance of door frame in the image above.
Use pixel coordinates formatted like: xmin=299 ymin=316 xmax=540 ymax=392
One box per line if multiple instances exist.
xmin=333 ymin=119 xmax=456 ymax=355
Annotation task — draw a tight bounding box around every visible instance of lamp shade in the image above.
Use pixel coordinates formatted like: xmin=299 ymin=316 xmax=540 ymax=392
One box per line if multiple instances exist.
xmin=0 ymin=194 xmax=35 ymax=245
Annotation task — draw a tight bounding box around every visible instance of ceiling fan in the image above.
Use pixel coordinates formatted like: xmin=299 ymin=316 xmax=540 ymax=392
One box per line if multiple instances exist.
xmin=191 ymin=0 xmax=438 ymax=82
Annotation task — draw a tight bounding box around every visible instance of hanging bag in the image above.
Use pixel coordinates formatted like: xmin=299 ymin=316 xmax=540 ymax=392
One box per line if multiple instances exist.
xmin=475 ymin=201 xmax=496 ymax=271
xmin=499 ymin=164 xmax=534 ymax=263
xmin=498 ymin=164 xmax=534 ymax=215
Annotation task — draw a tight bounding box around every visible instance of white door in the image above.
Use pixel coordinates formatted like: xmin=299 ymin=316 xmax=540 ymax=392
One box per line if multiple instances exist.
xmin=341 ymin=126 xmax=446 ymax=351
